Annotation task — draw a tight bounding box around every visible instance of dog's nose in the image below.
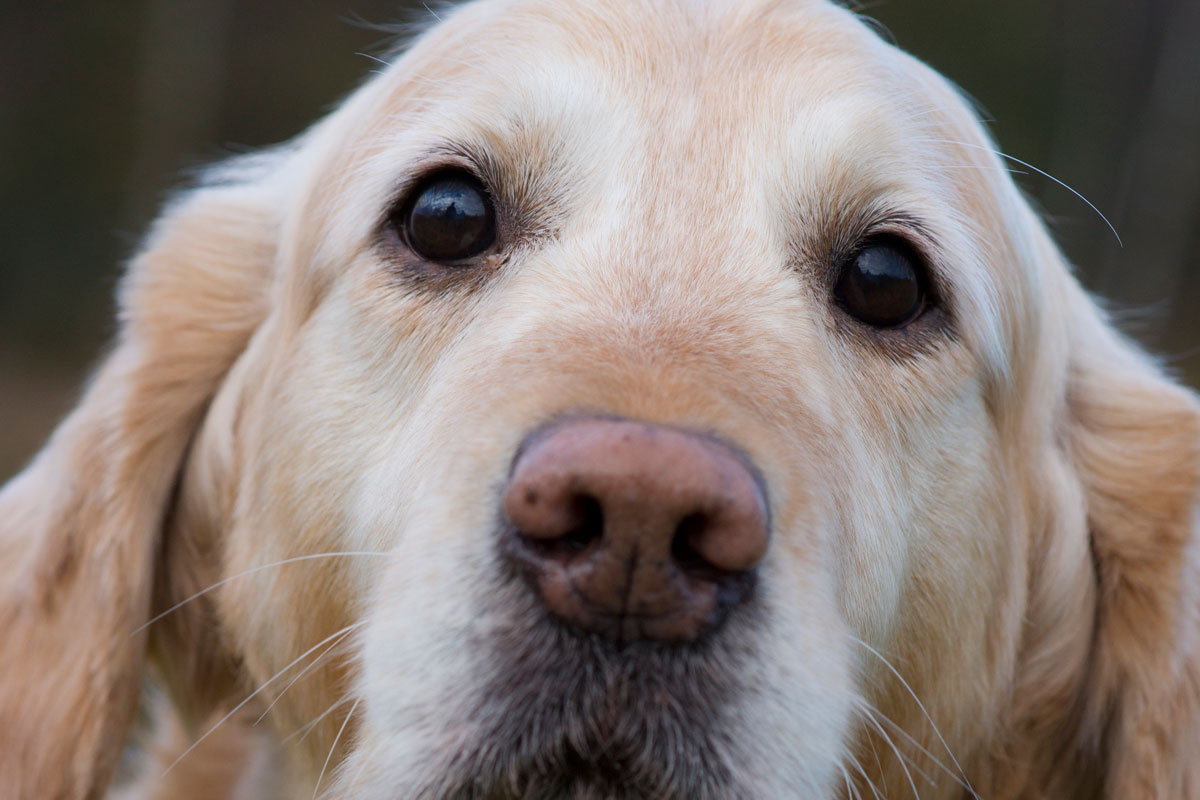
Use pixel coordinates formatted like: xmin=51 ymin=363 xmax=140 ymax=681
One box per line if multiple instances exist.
xmin=502 ymin=418 xmax=769 ymax=643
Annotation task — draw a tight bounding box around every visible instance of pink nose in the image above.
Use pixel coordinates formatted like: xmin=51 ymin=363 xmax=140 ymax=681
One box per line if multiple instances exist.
xmin=502 ymin=418 xmax=769 ymax=643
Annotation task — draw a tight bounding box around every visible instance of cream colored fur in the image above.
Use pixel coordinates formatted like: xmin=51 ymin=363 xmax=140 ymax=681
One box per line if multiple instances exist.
xmin=1 ymin=1 xmax=1197 ymax=798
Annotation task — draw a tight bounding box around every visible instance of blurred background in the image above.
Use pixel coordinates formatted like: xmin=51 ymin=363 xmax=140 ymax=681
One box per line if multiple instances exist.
xmin=1 ymin=0 xmax=1198 ymax=480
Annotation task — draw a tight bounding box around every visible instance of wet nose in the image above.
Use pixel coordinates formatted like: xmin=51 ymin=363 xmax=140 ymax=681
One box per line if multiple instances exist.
xmin=501 ymin=417 xmax=769 ymax=643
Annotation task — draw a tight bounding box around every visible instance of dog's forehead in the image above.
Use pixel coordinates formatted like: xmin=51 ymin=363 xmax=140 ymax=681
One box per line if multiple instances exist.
xmin=326 ymin=0 xmax=982 ymax=246
xmin=372 ymin=0 xmax=936 ymax=152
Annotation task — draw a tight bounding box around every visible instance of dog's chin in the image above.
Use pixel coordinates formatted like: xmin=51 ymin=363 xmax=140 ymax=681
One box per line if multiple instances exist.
xmin=427 ymin=589 xmax=759 ymax=800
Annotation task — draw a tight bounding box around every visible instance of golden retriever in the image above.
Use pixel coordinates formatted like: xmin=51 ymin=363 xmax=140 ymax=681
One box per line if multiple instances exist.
xmin=2 ymin=0 xmax=1198 ymax=798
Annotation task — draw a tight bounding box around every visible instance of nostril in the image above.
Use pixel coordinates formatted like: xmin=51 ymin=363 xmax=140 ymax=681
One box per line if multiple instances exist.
xmin=518 ymin=494 xmax=604 ymax=564
xmin=670 ymin=513 xmax=724 ymax=581
xmin=563 ymin=495 xmax=604 ymax=551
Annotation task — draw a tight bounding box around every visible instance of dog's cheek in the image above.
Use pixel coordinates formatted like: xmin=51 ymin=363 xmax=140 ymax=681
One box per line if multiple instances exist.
xmin=825 ymin=361 xmax=1024 ymax=783
xmin=198 ymin=312 xmax=423 ymax=767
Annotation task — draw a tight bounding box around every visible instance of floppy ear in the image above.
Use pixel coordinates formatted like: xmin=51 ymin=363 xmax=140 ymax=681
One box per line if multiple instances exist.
xmin=0 ymin=165 xmax=279 ymax=799
xmin=1064 ymin=282 xmax=1200 ymax=797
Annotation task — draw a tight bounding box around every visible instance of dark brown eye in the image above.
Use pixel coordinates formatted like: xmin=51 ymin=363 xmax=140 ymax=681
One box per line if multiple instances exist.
xmin=834 ymin=239 xmax=927 ymax=328
xmin=401 ymin=171 xmax=495 ymax=262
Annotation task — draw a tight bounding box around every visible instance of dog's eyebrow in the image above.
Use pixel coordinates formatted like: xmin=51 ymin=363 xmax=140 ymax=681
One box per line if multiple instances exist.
xmin=384 ymin=135 xmax=545 ymax=202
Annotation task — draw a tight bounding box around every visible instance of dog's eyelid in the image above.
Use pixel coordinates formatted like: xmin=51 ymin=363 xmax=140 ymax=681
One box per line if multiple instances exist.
xmin=857 ymin=214 xmax=936 ymax=255
xmin=384 ymin=148 xmax=493 ymax=213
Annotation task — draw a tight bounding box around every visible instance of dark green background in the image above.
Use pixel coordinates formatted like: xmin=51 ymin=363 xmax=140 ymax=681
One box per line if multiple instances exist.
xmin=2 ymin=0 xmax=1198 ymax=479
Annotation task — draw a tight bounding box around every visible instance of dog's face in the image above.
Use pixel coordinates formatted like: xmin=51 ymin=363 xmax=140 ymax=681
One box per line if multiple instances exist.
xmin=3 ymin=2 xmax=1199 ymax=799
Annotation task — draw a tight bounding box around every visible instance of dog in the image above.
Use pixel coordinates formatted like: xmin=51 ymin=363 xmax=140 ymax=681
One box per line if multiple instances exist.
xmin=2 ymin=0 xmax=1198 ymax=798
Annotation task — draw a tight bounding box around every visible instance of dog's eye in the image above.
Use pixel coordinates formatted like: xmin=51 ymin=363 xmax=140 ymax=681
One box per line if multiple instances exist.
xmin=401 ymin=171 xmax=496 ymax=262
xmin=833 ymin=239 xmax=927 ymax=328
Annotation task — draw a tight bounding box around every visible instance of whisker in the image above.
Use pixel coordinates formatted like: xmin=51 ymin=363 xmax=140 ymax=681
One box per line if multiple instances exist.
xmin=868 ymin=733 xmax=885 ymax=779
xmin=356 ymin=52 xmax=393 ymax=69
xmin=859 ymin=701 xmax=977 ymax=797
xmin=285 ymin=695 xmax=356 ymax=745
xmin=940 ymin=164 xmax=1031 ymax=176
xmin=161 ymin=621 xmax=368 ymax=779
xmin=421 ymin=2 xmax=444 ymax=24
xmin=918 ymin=137 xmax=1122 ymax=247
xmin=254 ymin=626 xmax=358 ymax=726
xmin=849 ymin=636 xmax=980 ymax=800
xmin=841 ymin=764 xmax=862 ymax=800
xmin=845 ymin=752 xmax=886 ymax=800
xmin=132 ymin=552 xmax=392 ymax=634
xmin=314 ymin=697 xmax=361 ymax=799
xmin=854 ymin=698 xmax=926 ymax=798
